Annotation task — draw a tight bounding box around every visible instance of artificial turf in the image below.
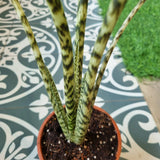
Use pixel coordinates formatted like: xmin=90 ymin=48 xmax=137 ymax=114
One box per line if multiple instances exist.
xmin=98 ymin=0 xmax=160 ymax=80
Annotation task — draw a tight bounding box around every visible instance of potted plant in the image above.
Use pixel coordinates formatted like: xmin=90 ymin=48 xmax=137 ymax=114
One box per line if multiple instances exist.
xmin=98 ymin=0 xmax=160 ymax=132
xmin=11 ymin=0 xmax=146 ymax=159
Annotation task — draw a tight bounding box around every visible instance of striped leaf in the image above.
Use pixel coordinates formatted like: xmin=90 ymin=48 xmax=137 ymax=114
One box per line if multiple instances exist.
xmin=92 ymin=0 xmax=147 ymax=105
xmin=46 ymin=0 xmax=75 ymax=134
xmin=11 ymin=0 xmax=69 ymax=139
xmin=74 ymin=0 xmax=128 ymax=144
xmin=74 ymin=0 xmax=89 ymax=107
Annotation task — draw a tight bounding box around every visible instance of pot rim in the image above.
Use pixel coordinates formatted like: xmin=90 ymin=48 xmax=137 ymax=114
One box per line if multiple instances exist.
xmin=37 ymin=105 xmax=121 ymax=160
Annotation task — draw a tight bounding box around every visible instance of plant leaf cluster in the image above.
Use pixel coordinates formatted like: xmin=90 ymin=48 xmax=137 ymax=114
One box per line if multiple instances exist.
xmin=12 ymin=0 xmax=146 ymax=144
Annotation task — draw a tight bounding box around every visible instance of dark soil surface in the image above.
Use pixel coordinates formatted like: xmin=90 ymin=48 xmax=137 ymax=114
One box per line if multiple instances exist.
xmin=41 ymin=108 xmax=119 ymax=160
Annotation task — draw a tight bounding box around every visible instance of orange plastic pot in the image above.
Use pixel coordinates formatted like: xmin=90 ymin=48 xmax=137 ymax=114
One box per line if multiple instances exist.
xmin=37 ymin=106 xmax=121 ymax=160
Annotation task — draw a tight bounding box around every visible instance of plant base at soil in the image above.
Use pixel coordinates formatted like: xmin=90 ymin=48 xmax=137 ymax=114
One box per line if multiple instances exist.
xmin=39 ymin=108 xmax=120 ymax=160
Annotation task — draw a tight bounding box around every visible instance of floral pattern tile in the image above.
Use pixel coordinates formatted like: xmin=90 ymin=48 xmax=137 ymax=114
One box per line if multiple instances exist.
xmin=0 ymin=0 xmax=160 ymax=159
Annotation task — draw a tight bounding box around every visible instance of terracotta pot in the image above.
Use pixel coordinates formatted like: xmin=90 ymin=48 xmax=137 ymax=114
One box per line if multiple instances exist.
xmin=139 ymin=80 xmax=160 ymax=132
xmin=37 ymin=106 xmax=121 ymax=160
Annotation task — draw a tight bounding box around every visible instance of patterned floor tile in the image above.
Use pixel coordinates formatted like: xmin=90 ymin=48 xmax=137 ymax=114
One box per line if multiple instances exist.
xmin=0 ymin=0 xmax=160 ymax=159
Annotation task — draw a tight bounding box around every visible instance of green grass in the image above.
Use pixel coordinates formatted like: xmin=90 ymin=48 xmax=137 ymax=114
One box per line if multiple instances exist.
xmin=98 ymin=0 xmax=160 ymax=80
